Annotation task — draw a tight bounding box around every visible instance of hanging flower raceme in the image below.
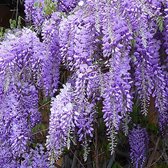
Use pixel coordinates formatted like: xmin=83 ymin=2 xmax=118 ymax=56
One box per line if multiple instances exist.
xmin=133 ymin=37 xmax=154 ymax=115
xmin=163 ymin=1 xmax=168 ymax=55
xmin=129 ymin=126 xmax=149 ymax=168
xmin=59 ymin=14 xmax=76 ymax=69
xmin=133 ymin=14 xmax=159 ymax=115
xmin=59 ymin=4 xmax=97 ymax=70
xmin=0 ymin=83 xmax=40 ymax=160
xmin=73 ymin=17 xmax=97 ymax=68
xmin=46 ymin=83 xmax=74 ymax=161
xmin=117 ymin=0 xmax=162 ymax=43
xmin=60 ymin=1 xmax=100 ymax=150
xmin=59 ymin=1 xmax=97 ymax=69
xmin=99 ymin=2 xmax=133 ymax=151
xmin=75 ymin=100 xmax=95 ymax=142
xmin=0 ymin=91 xmax=25 ymax=159
xmin=24 ymin=0 xmax=45 ymax=30
xmin=10 ymin=84 xmax=40 ymax=157
xmin=0 ymin=28 xmax=44 ymax=128
xmin=134 ymin=26 xmax=167 ymax=133
xmin=102 ymin=50 xmax=133 ymax=153
xmin=148 ymin=39 xmax=168 ymax=134
xmin=73 ymin=65 xmax=99 ymax=159
xmin=0 ymin=28 xmax=45 ymax=165
xmin=0 ymin=28 xmax=45 ymax=88
xmin=74 ymin=98 xmax=95 ymax=161
xmin=102 ymin=1 xmax=132 ymax=58
xmin=42 ymin=12 xmax=61 ymax=96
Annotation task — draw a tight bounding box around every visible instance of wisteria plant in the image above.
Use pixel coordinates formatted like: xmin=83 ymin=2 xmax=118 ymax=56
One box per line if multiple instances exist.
xmin=0 ymin=0 xmax=167 ymax=167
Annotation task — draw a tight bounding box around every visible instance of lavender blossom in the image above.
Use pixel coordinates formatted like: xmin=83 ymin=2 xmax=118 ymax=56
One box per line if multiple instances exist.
xmin=129 ymin=127 xmax=149 ymax=168
xmin=24 ymin=0 xmax=45 ymax=30
xmin=0 ymin=28 xmax=45 ymax=87
xmin=0 ymin=83 xmax=40 ymax=159
xmin=42 ymin=12 xmax=61 ymax=96
xmin=58 ymin=0 xmax=79 ymax=12
xmin=20 ymin=144 xmax=50 ymax=168
xmin=102 ymin=7 xmax=132 ymax=57
xmin=163 ymin=1 xmax=168 ymax=55
xmin=134 ymin=39 xmax=154 ymax=115
xmin=0 ymin=28 xmax=43 ymax=165
xmin=73 ymin=65 xmax=98 ymax=141
xmin=148 ymin=39 xmax=168 ymax=134
xmin=46 ymin=83 xmax=74 ymax=161
xmin=72 ymin=65 xmax=98 ymax=160
xmin=75 ymin=100 xmax=95 ymax=142
xmin=59 ymin=6 xmax=97 ymax=70
xmin=134 ymin=28 xmax=167 ymax=132
xmin=102 ymin=50 xmax=133 ymax=153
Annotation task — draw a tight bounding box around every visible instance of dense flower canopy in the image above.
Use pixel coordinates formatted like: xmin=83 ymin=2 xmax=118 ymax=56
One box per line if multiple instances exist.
xmin=0 ymin=0 xmax=167 ymax=167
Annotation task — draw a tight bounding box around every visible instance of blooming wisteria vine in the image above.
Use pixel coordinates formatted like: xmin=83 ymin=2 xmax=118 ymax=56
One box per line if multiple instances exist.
xmin=129 ymin=126 xmax=149 ymax=168
xmin=0 ymin=0 xmax=167 ymax=167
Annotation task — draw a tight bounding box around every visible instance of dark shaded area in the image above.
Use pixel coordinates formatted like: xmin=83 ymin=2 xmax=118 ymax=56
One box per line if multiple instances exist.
xmin=0 ymin=0 xmax=25 ymax=28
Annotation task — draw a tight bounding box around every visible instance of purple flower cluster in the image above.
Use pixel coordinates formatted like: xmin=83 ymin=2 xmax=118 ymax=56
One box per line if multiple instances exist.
xmin=0 ymin=0 xmax=167 ymax=165
xmin=42 ymin=12 xmax=61 ymax=96
xmin=24 ymin=0 xmax=45 ymax=30
xmin=0 ymin=144 xmax=50 ymax=168
xmin=46 ymin=83 xmax=74 ymax=160
xmin=24 ymin=0 xmax=80 ymax=30
xmin=134 ymin=36 xmax=154 ymax=115
xmin=129 ymin=127 xmax=149 ymax=168
xmin=20 ymin=144 xmax=50 ymax=168
xmin=0 ymin=28 xmax=45 ymax=166
xmin=102 ymin=51 xmax=133 ymax=152
xmin=163 ymin=1 xmax=168 ymax=55
xmin=47 ymin=0 xmax=167 ymax=160
xmin=134 ymin=29 xmax=167 ymax=132
xmin=59 ymin=6 xmax=96 ymax=70
xmin=75 ymin=100 xmax=95 ymax=142
xmin=58 ymin=0 xmax=80 ymax=12
xmin=102 ymin=6 xmax=132 ymax=57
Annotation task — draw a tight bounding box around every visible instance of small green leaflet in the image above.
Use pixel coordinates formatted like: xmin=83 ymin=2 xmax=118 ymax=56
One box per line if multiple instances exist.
xmin=156 ymin=16 xmax=164 ymax=32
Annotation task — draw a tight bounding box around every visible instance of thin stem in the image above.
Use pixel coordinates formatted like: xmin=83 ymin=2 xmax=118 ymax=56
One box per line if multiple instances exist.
xmin=146 ymin=137 xmax=160 ymax=167
xmin=16 ymin=0 xmax=19 ymax=21
xmin=95 ymin=121 xmax=99 ymax=168
xmin=71 ymin=150 xmax=78 ymax=168
xmin=70 ymin=149 xmax=85 ymax=168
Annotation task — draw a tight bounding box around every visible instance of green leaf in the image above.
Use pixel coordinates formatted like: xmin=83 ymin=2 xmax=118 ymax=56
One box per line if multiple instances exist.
xmin=147 ymin=123 xmax=158 ymax=134
xmin=9 ymin=19 xmax=17 ymax=29
xmin=34 ymin=2 xmax=39 ymax=7
xmin=112 ymin=162 xmax=123 ymax=168
xmin=43 ymin=0 xmax=56 ymax=16
xmin=17 ymin=16 xmax=22 ymax=28
xmin=32 ymin=123 xmax=47 ymax=134
xmin=0 ymin=27 xmax=4 ymax=38
xmin=131 ymin=39 xmax=136 ymax=47
xmin=157 ymin=163 xmax=168 ymax=168
xmin=157 ymin=16 xmax=164 ymax=32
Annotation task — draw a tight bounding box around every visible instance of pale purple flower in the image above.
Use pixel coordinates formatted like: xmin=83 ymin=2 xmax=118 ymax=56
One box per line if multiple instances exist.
xmin=46 ymin=83 xmax=74 ymax=160
xmin=129 ymin=126 xmax=149 ymax=168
